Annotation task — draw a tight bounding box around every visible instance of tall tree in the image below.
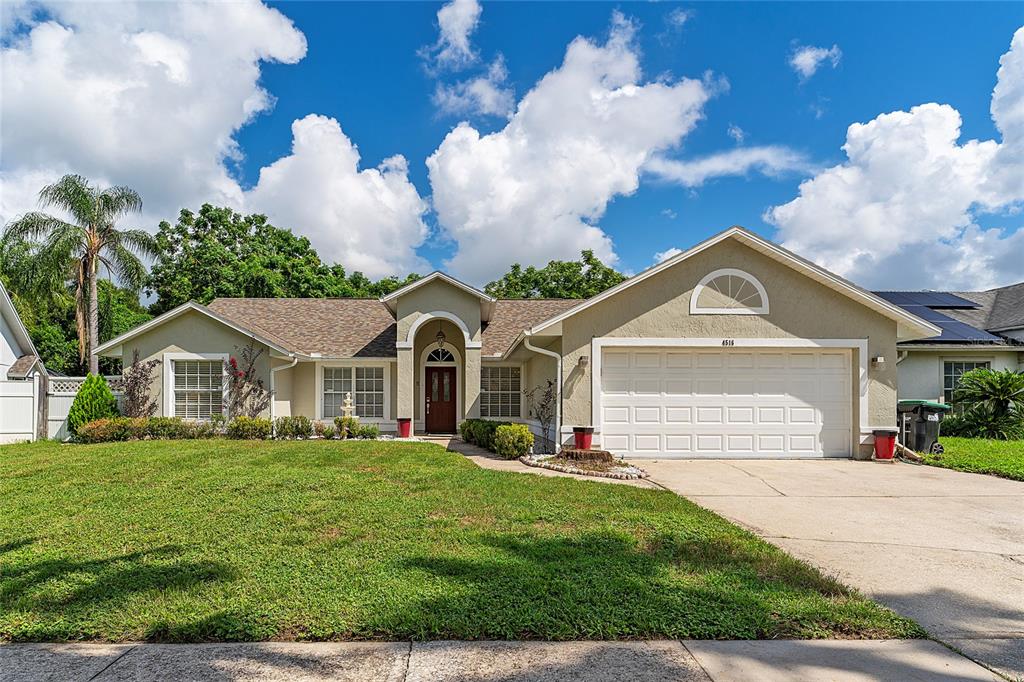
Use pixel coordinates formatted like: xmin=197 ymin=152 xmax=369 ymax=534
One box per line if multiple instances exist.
xmin=485 ymin=250 xmax=626 ymax=299
xmin=147 ymin=204 xmax=420 ymax=313
xmin=2 ymin=174 xmax=156 ymax=373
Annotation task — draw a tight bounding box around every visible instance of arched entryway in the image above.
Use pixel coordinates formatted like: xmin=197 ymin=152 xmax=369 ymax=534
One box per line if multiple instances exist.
xmin=419 ymin=341 xmax=462 ymax=433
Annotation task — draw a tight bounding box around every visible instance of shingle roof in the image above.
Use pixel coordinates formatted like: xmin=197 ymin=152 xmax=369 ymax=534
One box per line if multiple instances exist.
xmin=207 ymin=298 xmax=398 ymax=358
xmin=481 ymin=299 xmax=580 ymax=356
xmin=954 ymin=282 xmax=1024 ymax=331
xmin=205 ymin=297 xmax=581 ymax=358
xmin=7 ymin=354 xmax=39 ymax=379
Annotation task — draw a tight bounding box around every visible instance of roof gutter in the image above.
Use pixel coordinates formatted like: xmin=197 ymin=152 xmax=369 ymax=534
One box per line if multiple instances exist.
xmin=523 ymin=331 xmax=561 ymax=453
xmin=269 ymin=354 xmax=298 ymax=434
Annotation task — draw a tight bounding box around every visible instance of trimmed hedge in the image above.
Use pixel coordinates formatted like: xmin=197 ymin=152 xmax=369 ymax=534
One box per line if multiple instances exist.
xmin=226 ymin=416 xmax=273 ymax=440
xmin=493 ymin=423 xmax=534 ymax=459
xmin=275 ymin=415 xmax=313 ymax=439
xmin=67 ymin=374 xmax=118 ymax=436
xmin=76 ymin=416 xmax=219 ymax=443
xmin=459 ymin=418 xmax=513 ymax=451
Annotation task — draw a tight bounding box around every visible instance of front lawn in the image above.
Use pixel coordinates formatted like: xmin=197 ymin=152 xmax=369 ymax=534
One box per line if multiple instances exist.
xmin=925 ymin=437 xmax=1024 ymax=481
xmin=0 ymin=440 xmax=919 ymax=642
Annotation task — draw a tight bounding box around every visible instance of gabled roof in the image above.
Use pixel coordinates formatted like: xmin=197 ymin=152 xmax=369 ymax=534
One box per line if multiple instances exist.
xmin=7 ymin=354 xmax=42 ymax=379
xmin=1 ymin=280 xmax=44 ymax=377
xmin=481 ymin=299 xmax=579 ymax=357
xmin=380 ymin=271 xmax=497 ymax=322
xmin=94 ymin=301 xmax=295 ymax=358
xmin=876 ymin=281 xmax=1024 ymax=345
xmin=958 ymin=282 xmax=1024 ymax=332
xmin=521 ymin=226 xmax=941 ymax=343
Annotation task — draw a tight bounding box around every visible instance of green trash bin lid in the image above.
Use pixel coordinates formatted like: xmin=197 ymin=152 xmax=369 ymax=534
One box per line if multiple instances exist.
xmin=897 ymin=399 xmax=951 ymax=411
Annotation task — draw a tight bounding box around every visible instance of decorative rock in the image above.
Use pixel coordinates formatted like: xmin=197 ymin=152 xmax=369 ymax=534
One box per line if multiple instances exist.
xmin=518 ymin=455 xmax=649 ymax=480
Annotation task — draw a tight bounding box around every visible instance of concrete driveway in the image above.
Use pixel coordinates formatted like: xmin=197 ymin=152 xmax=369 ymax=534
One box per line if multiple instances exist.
xmin=639 ymin=459 xmax=1024 ymax=679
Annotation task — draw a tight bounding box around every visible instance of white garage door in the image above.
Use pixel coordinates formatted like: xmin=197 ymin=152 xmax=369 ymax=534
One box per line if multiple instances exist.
xmin=599 ymin=348 xmax=852 ymax=458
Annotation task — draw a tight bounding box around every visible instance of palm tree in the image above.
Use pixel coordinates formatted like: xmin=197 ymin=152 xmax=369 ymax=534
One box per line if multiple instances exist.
xmin=2 ymin=174 xmax=156 ymax=374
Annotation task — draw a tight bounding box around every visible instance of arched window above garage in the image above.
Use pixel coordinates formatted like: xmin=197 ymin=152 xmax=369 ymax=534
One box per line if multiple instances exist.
xmin=690 ymin=268 xmax=769 ymax=315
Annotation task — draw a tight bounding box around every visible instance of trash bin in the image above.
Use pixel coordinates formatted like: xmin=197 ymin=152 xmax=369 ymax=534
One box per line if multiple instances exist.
xmin=897 ymin=400 xmax=951 ymax=454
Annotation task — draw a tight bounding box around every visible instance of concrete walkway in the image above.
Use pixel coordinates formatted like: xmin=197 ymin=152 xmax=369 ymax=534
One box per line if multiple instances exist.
xmin=638 ymin=458 xmax=1024 ymax=680
xmin=1 ymin=639 xmax=1000 ymax=681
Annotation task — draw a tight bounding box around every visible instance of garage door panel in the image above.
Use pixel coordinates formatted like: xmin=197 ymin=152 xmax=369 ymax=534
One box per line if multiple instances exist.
xmin=600 ymin=347 xmax=852 ymax=459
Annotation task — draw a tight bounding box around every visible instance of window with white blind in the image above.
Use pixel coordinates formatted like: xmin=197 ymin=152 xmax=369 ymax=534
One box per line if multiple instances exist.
xmin=173 ymin=360 xmax=223 ymax=419
xmin=322 ymin=366 xmax=385 ymax=419
xmin=480 ymin=366 xmax=521 ymax=418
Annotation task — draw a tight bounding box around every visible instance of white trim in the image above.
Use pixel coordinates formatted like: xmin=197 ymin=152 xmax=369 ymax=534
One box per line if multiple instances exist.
xmin=314 ymin=359 xmax=392 ymax=422
xmin=524 ymin=226 xmax=940 ymax=342
xmin=589 ymin=337 xmax=870 ymax=451
xmin=404 ymin=310 xmax=481 ymax=348
xmin=0 ymin=281 xmax=43 ymax=373
xmin=419 ymin=341 xmax=463 ymax=432
xmin=95 ymin=301 xmax=293 ymax=358
xmin=896 ymin=344 xmax=1021 ymax=351
xmin=162 ymin=352 xmax=229 ymax=419
xmin=690 ymin=268 xmax=769 ymax=315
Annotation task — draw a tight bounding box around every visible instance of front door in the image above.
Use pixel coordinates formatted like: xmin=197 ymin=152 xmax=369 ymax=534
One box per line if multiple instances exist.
xmin=425 ymin=366 xmax=457 ymax=433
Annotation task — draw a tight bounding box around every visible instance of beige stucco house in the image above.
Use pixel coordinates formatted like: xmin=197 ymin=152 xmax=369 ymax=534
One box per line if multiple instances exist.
xmin=95 ymin=227 xmax=940 ymax=459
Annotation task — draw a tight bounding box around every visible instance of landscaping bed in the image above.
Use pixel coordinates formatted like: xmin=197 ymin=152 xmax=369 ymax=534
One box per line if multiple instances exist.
xmin=924 ymin=437 xmax=1024 ymax=481
xmin=520 ymin=449 xmax=649 ymax=480
xmin=0 ymin=440 xmax=920 ymax=642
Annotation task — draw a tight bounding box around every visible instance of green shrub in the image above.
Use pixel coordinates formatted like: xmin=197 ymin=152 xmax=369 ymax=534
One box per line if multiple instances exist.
xmin=227 ymin=416 xmax=272 ymax=440
xmin=314 ymin=420 xmax=336 ymax=439
xmin=274 ymin=415 xmax=314 ymax=439
xmin=77 ymin=417 xmax=147 ymax=443
xmin=493 ymin=423 xmax=533 ymax=459
xmin=334 ymin=415 xmax=359 ymax=439
xmin=460 ymin=418 xmax=510 ymax=450
xmin=944 ymin=405 xmax=1024 ymax=440
xmin=146 ymin=417 xmax=194 ymax=440
xmin=67 ymin=374 xmax=119 ymax=436
xmin=351 ymin=424 xmax=380 ymax=439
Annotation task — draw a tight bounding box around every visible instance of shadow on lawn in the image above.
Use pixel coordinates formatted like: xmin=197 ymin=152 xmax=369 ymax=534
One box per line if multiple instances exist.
xmin=363 ymin=530 xmax=914 ymax=641
xmin=1 ymin=541 xmax=235 ymax=641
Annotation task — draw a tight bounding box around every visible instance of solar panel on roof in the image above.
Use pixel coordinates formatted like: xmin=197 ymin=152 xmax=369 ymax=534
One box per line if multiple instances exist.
xmin=873 ymin=291 xmax=979 ymax=308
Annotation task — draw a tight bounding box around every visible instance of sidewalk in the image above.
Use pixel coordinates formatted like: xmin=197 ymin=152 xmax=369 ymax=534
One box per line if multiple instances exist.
xmin=1 ymin=639 xmax=1000 ymax=681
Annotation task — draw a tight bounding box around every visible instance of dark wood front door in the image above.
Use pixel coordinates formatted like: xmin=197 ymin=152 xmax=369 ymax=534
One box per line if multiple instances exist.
xmin=425 ymin=366 xmax=457 ymax=433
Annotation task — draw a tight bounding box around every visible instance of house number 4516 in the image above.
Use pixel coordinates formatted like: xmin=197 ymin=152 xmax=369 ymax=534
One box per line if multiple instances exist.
xmin=721 ymin=339 xmax=735 ymax=346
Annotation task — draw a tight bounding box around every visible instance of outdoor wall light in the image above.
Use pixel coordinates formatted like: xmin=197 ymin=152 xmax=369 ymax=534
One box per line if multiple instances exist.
xmin=577 ymin=355 xmax=589 ymax=368
xmin=872 ymin=355 xmax=885 ymax=367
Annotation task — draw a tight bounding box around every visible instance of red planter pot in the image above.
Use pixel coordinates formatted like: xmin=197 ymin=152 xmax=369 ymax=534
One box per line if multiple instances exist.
xmin=573 ymin=426 xmax=594 ymax=450
xmin=397 ymin=418 xmax=412 ymax=438
xmin=873 ymin=429 xmax=896 ymax=460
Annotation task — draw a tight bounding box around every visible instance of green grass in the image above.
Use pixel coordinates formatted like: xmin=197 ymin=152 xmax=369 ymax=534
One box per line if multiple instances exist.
xmin=0 ymin=440 xmax=920 ymax=642
xmin=925 ymin=437 xmax=1024 ymax=481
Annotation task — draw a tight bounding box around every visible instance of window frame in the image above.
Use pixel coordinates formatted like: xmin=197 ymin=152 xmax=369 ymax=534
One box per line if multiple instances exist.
xmin=480 ymin=363 xmax=523 ymax=419
xmin=315 ymin=361 xmax=391 ymax=422
xmin=689 ymin=268 xmax=770 ymax=315
xmin=162 ymin=352 xmax=229 ymax=420
xmin=942 ymin=359 xmax=991 ymax=405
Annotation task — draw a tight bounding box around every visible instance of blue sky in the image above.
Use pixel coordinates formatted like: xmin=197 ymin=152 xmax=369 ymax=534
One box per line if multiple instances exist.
xmin=2 ymin=1 xmax=1022 ymax=289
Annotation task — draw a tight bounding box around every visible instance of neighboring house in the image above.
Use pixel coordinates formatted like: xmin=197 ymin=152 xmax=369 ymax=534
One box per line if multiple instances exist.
xmin=95 ymin=227 xmax=939 ymax=459
xmin=0 ymin=280 xmax=46 ymax=443
xmin=875 ymin=285 xmax=1024 ymax=405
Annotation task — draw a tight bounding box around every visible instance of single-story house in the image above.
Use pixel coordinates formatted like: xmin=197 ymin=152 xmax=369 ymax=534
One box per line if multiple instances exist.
xmin=1 ymin=280 xmax=46 ymax=443
xmin=95 ymin=226 xmax=941 ymax=459
xmin=875 ymin=285 xmax=1024 ymax=405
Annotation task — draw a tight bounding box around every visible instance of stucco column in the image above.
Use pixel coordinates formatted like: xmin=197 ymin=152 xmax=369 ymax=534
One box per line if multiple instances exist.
xmin=464 ymin=346 xmax=481 ymax=419
xmin=396 ymin=346 xmax=414 ymax=421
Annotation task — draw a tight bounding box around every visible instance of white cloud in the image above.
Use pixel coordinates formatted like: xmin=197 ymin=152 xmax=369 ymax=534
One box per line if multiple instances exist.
xmin=654 ymin=247 xmax=682 ymax=263
xmin=427 ymin=12 xmax=712 ymax=283
xmin=646 ymin=146 xmax=812 ymax=187
xmin=1 ymin=1 xmax=431 ymax=278
xmin=1 ymin=0 xmax=306 ymax=229
xmin=661 ymin=208 xmax=678 ymax=220
xmin=433 ymin=56 xmax=514 ymax=118
xmin=420 ymin=0 xmax=481 ymax=72
xmin=658 ymin=7 xmax=693 ymax=43
xmin=766 ymin=26 xmax=1024 ymax=290
xmin=246 ymin=115 xmax=429 ymax=277
xmin=727 ymin=123 xmax=745 ymax=143
xmin=789 ymin=43 xmax=841 ymax=80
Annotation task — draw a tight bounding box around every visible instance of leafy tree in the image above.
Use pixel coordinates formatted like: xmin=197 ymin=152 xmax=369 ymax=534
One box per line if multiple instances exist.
xmin=485 ymin=250 xmax=626 ymax=299
xmin=2 ymin=174 xmax=156 ymax=373
xmin=121 ymin=349 xmax=160 ymax=418
xmin=148 ymin=205 xmax=420 ymax=313
xmin=67 ymin=374 xmax=119 ymax=435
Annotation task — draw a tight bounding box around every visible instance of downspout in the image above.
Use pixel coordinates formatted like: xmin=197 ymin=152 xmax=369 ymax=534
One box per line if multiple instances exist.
xmin=523 ymin=331 xmax=561 ymax=453
xmin=270 ymin=354 xmax=298 ymax=435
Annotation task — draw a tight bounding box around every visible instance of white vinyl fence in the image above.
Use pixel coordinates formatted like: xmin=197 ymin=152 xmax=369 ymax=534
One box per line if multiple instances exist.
xmin=0 ymin=377 xmax=41 ymax=443
xmin=47 ymin=376 xmax=123 ymax=440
